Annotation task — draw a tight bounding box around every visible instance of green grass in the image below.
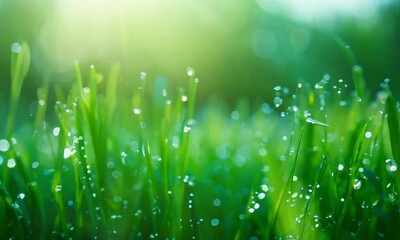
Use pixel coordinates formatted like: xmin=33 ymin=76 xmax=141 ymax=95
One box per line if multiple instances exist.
xmin=1 ymin=43 xmax=400 ymax=240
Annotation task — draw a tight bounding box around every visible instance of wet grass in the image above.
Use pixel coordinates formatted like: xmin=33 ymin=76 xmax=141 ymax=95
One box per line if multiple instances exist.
xmin=1 ymin=43 xmax=400 ymax=239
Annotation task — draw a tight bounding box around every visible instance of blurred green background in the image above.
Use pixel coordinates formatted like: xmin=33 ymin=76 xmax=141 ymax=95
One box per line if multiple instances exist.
xmin=0 ymin=0 xmax=399 ymax=105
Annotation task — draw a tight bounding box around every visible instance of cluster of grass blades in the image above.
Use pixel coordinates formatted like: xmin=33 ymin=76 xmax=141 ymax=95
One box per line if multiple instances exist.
xmin=1 ymin=42 xmax=399 ymax=239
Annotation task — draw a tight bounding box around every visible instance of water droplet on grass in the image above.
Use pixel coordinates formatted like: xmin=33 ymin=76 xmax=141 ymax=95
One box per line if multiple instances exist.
xmin=140 ymin=72 xmax=147 ymax=80
xmin=186 ymin=67 xmax=195 ymax=77
xmin=52 ymin=127 xmax=60 ymax=137
xmin=11 ymin=42 xmax=22 ymax=53
xmin=110 ymin=215 xmax=123 ymax=219
xmin=306 ymin=117 xmax=329 ymax=127
xmin=31 ymin=161 xmax=39 ymax=169
xmin=181 ymin=95 xmax=188 ymax=102
xmin=274 ymin=97 xmax=283 ymax=108
xmin=261 ymin=184 xmax=269 ymax=192
xmin=55 ymin=185 xmax=62 ymax=192
xmin=213 ymin=199 xmax=221 ymax=207
xmin=385 ymin=159 xmax=397 ymax=173
xmin=365 ymin=131 xmax=372 ymax=139
xmin=210 ymin=218 xmax=219 ymax=226
xmin=353 ymin=179 xmax=362 ymax=190
xmin=258 ymin=148 xmax=267 ymax=156
xmin=64 ymin=148 xmax=72 ymax=159
xmin=183 ymin=126 xmax=191 ymax=133
xmin=258 ymin=193 xmax=266 ymax=200
xmin=338 ymin=164 xmax=344 ymax=171
xmin=133 ymin=108 xmax=141 ymax=115
xmin=0 ymin=139 xmax=10 ymax=152
xmin=18 ymin=193 xmax=25 ymax=199
xmin=7 ymin=159 xmax=16 ymax=168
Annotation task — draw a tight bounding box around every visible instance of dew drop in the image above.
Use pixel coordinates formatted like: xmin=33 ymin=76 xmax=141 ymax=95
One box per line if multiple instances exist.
xmin=274 ymin=97 xmax=283 ymax=108
xmin=18 ymin=193 xmax=25 ymax=199
xmin=55 ymin=185 xmax=62 ymax=192
xmin=0 ymin=139 xmax=10 ymax=152
xmin=53 ymin=127 xmax=60 ymax=137
xmin=274 ymin=86 xmax=282 ymax=91
xmin=213 ymin=199 xmax=221 ymax=207
xmin=385 ymin=159 xmax=397 ymax=173
xmin=261 ymin=184 xmax=269 ymax=192
xmin=258 ymin=193 xmax=266 ymax=200
xmin=338 ymin=164 xmax=344 ymax=171
xmin=181 ymin=95 xmax=188 ymax=102
xmin=353 ymin=179 xmax=362 ymax=190
xmin=258 ymin=148 xmax=267 ymax=156
xmin=11 ymin=42 xmax=22 ymax=53
xmin=140 ymin=72 xmax=147 ymax=80
xmin=64 ymin=148 xmax=72 ymax=159
xmin=133 ymin=108 xmax=141 ymax=115
xmin=183 ymin=126 xmax=191 ymax=133
xmin=210 ymin=218 xmax=219 ymax=226
xmin=365 ymin=131 xmax=372 ymax=139
xmin=7 ymin=159 xmax=16 ymax=168
xmin=306 ymin=117 xmax=329 ymax=127
xmin=32 ymin=161 xmax=40 ymax=169
xmin=186 ymin=67 xmax=195 ymax=77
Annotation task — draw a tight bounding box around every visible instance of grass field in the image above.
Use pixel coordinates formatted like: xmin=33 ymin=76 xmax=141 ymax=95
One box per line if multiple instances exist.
xmin=1 ymin=42 xmax=400 ymax=239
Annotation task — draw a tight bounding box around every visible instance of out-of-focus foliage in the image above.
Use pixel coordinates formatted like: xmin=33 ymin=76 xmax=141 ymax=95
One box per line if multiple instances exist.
xmin=0 ymin=0 xmax=399 ymax=105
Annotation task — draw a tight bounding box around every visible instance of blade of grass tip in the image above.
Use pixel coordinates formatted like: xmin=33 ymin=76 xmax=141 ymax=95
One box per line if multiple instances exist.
xmin=6 ymin=41 xmax=30 ymax=138
xmin=74 ymin=61 xmax=84 ymax=93
xmin=386 ymin=95 xmax=400 ymax=170
xmin=270 ymin=126 xmax=305 ymax=237
xmin=385 ymin=94 xmax=400 ymax=194
xmin=34 ymin=81 xmax=49 ymax=130
xmin=102 ymin=63 xmax=120 ymax=125
xmin=89 ymin=65 xmax=99 ymax=123
xmin=306 ymin=117 xmax=329 ymax=127
xmin=333 ymin=35 xmax=356 ymax=69
xmin=187 ymin=67 xmax=199 ymax=120
xmin=299 ymin=154 xmax=328 ymax=240
xmin=352 ymin=65 xmax=366 ymax=100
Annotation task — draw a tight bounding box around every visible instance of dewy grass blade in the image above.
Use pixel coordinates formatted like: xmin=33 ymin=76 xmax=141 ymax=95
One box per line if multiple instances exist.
xmin=305 ymin=117 xmax=329 ymax=127
xmin=34 ymin=82 xmax=49 ymax=130
xmin=386 ymin=95 xmax=400 ymax=170
xmin=300 ymin=154 xmax=328 ymax=240
xmin=337 ymin=122 xmax=367 ymax=232
xmin=352 ymin=65 xmax=366 ymax=100
xmin=271 ymin=125 xmax=305 ymax=237
xmin=6 ymin=42 xmax=30 ymax=138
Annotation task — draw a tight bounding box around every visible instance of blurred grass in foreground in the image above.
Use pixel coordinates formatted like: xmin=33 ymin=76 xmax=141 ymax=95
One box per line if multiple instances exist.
xmin=0 ymin=43 xmax=400 ymax=239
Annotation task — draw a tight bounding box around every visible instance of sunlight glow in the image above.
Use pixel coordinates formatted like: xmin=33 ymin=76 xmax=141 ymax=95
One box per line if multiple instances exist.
xmin=257 ymin=0 xmax=390 ymax=22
